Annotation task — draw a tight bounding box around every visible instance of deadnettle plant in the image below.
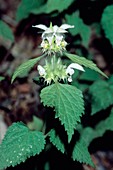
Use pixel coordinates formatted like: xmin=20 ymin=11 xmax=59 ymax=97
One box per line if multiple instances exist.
xmin=33 ymin=23 xmax=85 ymax=84
xmin=8 ymin=22 xmax=107 ymax=170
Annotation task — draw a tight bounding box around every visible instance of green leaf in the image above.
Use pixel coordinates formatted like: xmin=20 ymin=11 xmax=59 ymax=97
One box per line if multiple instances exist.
xmin=79 ymin=109 xmax=113 ymax=147
xmin=40 ymin=83 xmax=84 ymax=143
xmin=0 ymin=20 xmax=14 ymax=42
xmin=32 ymin=0 xmax=74 ymax=14
xmin=101 ymin=5 xmax=113 ymax=46
xmin=72 ymin=137 xmax=94 ymax=167
xmin=0 ymin=122 xmax=45 ymax=169
xmin=11 ymin=55 xmax=45 ymax=83
xmin=64 ymin=52 xmax=108 ymax=78
xmin=95 ymin=108 xmax=113 ymax=134
xmin=27 ymin=116 xmax=44 ymax=131
xmin=44 ymin=162 xmax=50 ymax=170
xmin=49 ymin=129 xmax=65 ymax=153
xmin=0 ymin=76 xmax=5 ymax=81
xmin=16 ymin=0 xmax=44 ymax=21
xmin=79 ymin=127 xmax=95 ymax=147
xmin=79 ymin=68 xmax=100 ymax=81
xmin=66 ymin=12 xmax=91 ymax=47
xmin=108 ymin=75 xmax=113 ymax=84
xmin=49 ymin=128 xmax=94 ymax=166
xmin=89 ymin=80 xmax=113 ymax=115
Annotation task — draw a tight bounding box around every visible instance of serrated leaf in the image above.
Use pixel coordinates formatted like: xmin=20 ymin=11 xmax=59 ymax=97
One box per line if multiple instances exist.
xmin=72 ymin=137 xmax=94 ymax=167
xmin=49 ymin=129 xmax=65 ymax=153
xmin=0 ymin=20 xmax=14 ymax=42
xmin=0 ymin=122 xmax=45 ymax=169
xmin=11 ymin=55 xmax=44 ymax=83
xmin=49 ymin=128 xmax=94 ymax=166
xmin=32 ymin=0 xmax=74 ymax=14
xmin=16 ymin=0 xmax=44 ymax=21
xmin=66 ymin=12 xmax=91 ymax=47
xmin=64 ymin=52 xmax=108 ymax=78
xmin=89 ymin=80 xmax=113 ymax=115
xmin=101 ymin=5 xmax=113 ymax=46
xmin=40 ymin=83 xmax=84 ymax=142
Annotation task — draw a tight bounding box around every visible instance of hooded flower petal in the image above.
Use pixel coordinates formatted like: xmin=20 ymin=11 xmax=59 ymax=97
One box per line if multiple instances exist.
xmin=66 ymin=68 xmax=74 ymax=75
xmin=66 ymin=63 xmax=85 ymax=82
xmin=42 ymin=28 xmax=53 ymax=36
xmin=33 ymin=23 xmax=74 ymax=35
xmin=32 ymin=24 xmax=47 ymax=30
xmin=60 ymin=24 xmax=74 ymax=30
xmin=37 ymin=65 xmax=46 ymax=76
xmin=53 ymin=25 xmax=59 ymax=33
xmin=54 ymin=26 xmax=67 ymax=34
xmin=68 ymin=63 xmax=85 ymax=72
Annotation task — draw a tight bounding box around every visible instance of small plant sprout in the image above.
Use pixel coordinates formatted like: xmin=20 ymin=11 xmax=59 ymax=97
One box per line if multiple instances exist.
xmin=32 ymin=23 xmax=74 ymax=55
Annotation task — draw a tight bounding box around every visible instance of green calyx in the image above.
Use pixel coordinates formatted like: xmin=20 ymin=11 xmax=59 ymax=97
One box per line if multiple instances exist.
xmin=44 ymin=56 xmax=67 ymax=84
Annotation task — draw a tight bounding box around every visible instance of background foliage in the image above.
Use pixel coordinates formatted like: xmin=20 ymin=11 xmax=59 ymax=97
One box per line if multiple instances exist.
xmin=0 ymin=0 xmax=113 ymax=170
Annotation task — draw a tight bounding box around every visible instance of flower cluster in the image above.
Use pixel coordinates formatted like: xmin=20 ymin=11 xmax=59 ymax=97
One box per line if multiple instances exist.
xmin=33 ymin=23 xmax=74 ymax=55
xmin=37 ymin=57 xmax=85 ymax=84
xmin=37 ymin=57 xmax=67 ymax=84
xmin=33 ymin=22 xmax=85 ymax=83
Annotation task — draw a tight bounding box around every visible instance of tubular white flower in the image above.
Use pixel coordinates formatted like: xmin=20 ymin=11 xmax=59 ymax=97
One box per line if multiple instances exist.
xmin=40 ymin=41 xmax=45 ymax=48
xmin=33 ymin=23 xmax=74 ymax=54
xmin=68 ymin=76 xmax=73 ymax=82
xmin=32 ymin=24 xmax=47 ymax=30
xmin=53 ymin=25 xmax=59 ymax=33
xmin=46 ymin=35 xmax=53 ymax=45
xmin=60 ymin=24 xmax=74 ymax=30
xmin=67 ymin=63 xmax=85 ymax=72
xmin=53 ymin=25 xmax=67 ymax=34
xmin=66 ymin=68 xmax=74 ymax=75
xmin=37 ymin=65 xmax=46 ymax=76
xmin=55 ymin=34 xmax=64 ymax=45
xmin=33 ymin=23 xmax=74 ymax=37
xmin=66 ymin=63 xmax=85 ymax=82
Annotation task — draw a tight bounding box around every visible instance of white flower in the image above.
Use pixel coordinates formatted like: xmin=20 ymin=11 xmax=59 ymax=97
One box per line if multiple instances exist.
xmin=33 ymin=23 xmax=74 ymax=53
xmin=68 ymin=76 xmax=73 ymax=82
xmin=66 ymin=68 xmax=75 ymax=75
xmin=46 ymin=35 xmax=53 ymax=45
xmin=55 ymin=34 xmax=64 ymax=46
xmin=33 ymin=23 xmax=74 ymax=54
xmin=32 ymin=24 xmax=74 ymax=37
xmin=66 ymin=63 xmax=85 ymax=82
xmin=37 ymin=65 xmax=46 ymax=76
xmin=66 ymin=63 xmax=85 ymax=74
